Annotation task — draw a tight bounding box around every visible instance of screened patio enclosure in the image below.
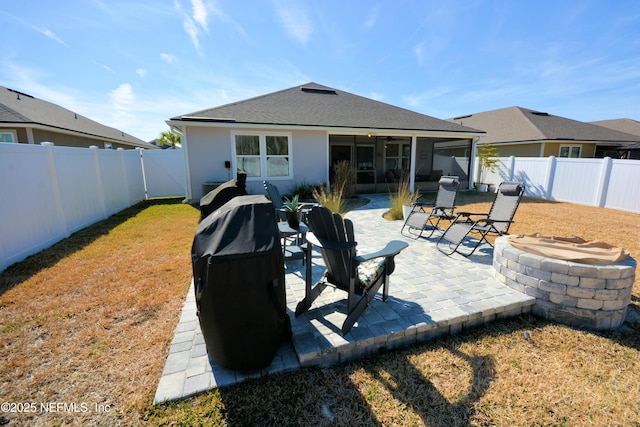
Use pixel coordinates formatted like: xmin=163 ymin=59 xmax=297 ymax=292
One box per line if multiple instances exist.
xmin=329 ymin=135 xmax=472 ymax=193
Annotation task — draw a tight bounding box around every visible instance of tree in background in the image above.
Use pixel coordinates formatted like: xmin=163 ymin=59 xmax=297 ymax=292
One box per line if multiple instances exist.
xmin=157 ymin=130 xmax=181 ymax=149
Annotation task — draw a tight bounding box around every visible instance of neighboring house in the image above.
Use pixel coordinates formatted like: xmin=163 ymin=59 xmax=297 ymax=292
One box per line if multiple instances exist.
xmin=447 ymin=106 xmax=640 ymax=159
xmin=166 ymin=82 xmax=483 ymax=201
xmin=589 ymin=119 xmax=640 ymax=159
xmin=0 ymin=85 xmax=156 ymax=150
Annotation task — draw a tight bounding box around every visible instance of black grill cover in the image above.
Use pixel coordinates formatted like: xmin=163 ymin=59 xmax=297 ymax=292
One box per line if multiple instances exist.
xmin=199 ymin=173 xmax=247 ymax=222
xmin=191 ymin=195 xmax=291 ymax=371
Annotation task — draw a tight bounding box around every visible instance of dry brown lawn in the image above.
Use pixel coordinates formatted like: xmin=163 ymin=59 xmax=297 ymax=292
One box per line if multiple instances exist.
xmin=0 ymin=194 xmax=638 ymax=426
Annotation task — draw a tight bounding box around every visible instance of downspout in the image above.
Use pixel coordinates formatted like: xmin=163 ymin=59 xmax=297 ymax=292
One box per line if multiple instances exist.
xmin=470 ymin=137 xmax=480 ymax=190
xmin=409 ymin=136 xmax=417 ymax=193
xmin=174 ymin=125 xmax=192 ymax=203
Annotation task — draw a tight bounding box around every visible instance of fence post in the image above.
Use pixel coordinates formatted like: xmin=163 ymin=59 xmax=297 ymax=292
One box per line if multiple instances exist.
xmin=138 ymin=148 xmax=149 ymax=200
xmin=42 ymin=142 xmax=69 ymax=238
xmin=90 ymin=146 xmax=108 ymax=219
xmin=544 ymin=156 xmax=557 ymax=200
xmin=595 ymin=157 xmax=612 ymax=208
xmin=508 ymin=156 xmax=516 ymax=181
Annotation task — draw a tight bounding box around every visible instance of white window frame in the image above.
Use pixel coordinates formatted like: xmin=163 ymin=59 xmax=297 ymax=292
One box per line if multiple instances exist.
xmin=384 ymin=142 xmax=411 ymax=172
xmin=0 ymin=130 xmax=17 ymax=143
xmin=231 ymin=131 xmax=293 ymax=180
xmin=559 ymin=145 xmax=581 ymax=158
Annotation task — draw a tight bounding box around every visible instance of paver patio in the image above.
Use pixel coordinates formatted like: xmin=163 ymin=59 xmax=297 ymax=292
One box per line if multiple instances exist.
xmin=154 ymin=194 xmax=535 ymax=404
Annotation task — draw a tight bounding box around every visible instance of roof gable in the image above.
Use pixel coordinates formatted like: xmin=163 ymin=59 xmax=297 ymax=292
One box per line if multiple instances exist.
xmin=449 ymin=106 xmax=640 ymax=144
xmin=174 ymin=82 xmax=481 ymax=134
xmin=0 ymin=85 xmax=152 ymax=147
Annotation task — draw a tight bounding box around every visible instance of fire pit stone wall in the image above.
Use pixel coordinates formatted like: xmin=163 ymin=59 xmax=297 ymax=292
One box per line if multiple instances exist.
xmin=493 ymin=236 xmax=636 ymax=330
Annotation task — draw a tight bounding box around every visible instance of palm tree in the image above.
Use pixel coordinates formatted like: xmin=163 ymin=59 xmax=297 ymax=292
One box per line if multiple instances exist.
xmin=157 ymin=130 xmax=181 ymax=149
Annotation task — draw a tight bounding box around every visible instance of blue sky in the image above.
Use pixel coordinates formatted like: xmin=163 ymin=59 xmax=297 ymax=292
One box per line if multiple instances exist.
xmin=2 ymin=0 xmax=639 ymax=142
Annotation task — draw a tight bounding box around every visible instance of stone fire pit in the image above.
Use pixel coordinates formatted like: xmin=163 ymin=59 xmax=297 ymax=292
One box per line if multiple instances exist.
xmin=493 ymin=236 xmax=636 ymax=330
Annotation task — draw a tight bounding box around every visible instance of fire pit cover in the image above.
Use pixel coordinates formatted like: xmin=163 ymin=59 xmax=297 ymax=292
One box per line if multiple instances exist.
xmin=507 ymin=234 xmax=629 ymax=265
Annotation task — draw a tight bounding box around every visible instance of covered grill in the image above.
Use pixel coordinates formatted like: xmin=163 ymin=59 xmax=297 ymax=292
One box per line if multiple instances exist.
xmin=199 ymin=172 xmax=247 ymax=222
xmin=191 ymin=195 xmax=291 ymax=371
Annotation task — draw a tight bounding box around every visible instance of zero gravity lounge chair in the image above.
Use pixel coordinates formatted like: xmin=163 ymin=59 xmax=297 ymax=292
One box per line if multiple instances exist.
xmin=401 ymin=176 xmax=460 ymax=239
xmin=437 ymin=181 xmax=525 ymax=257
xmin=295 ymin=206 xmax=408 ymax=335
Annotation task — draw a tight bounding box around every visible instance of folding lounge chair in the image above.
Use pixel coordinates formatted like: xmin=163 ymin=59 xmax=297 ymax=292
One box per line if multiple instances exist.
xmin=437 ymin=181 xmax=525 ymax=257
xmin=401 ymin=176 xmax=460 ymax=239
xmin=295 ymin=206 xmax=408 ymax=335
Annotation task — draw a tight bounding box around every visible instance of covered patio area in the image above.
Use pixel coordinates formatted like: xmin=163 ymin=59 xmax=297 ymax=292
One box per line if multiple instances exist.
xmin=329 ymin=134 xmax=472 ymax=194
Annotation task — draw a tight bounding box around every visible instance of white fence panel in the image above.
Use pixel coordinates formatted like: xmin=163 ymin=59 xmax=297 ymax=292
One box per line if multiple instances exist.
xmin=53 ymin=145 xmax=106 ymax=234
xmin=141 ymin=149 xmax=186 ymax=198
xmin=122 ymin=149 xmax=146 ymax=205
xmin=0 ymin=143 xmax=66 ymax=271
xmin=97 ymin=148 xmax=130 ymax=216
xmin=549 ymin=158 xmax=601 ymax=205
xmin=605 ymin=159 xmax=640 ymax=213
xmin=1 ymin=143 xmax=186 ymax=272
xmin=477 ymin=155 xmax=640 ymax=213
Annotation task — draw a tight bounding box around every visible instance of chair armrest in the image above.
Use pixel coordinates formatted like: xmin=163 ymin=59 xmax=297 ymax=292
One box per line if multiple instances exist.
xmin=306 ymin=232 xmax=357 ymax=251
xmin=482 ymin=218 xmax=515 ymax=225
xmin=413 ymin=200 xmax=435 ymax=208
xmin=355 ymin=240 xmax=408 ymax=262
xmin=456 ymin=211 xmax=486 ymax=217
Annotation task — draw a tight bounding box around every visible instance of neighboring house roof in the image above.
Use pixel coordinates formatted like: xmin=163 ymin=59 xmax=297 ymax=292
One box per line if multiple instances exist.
xmin=170 ymin=82 xmax=482 ymax=134
xmin=447 ymin=106 xmax=640 ymax=145
xmin=0 ymin=85 xmax=155 ymax=149
xmin=589 ymin=118 xmax=640 ymax=139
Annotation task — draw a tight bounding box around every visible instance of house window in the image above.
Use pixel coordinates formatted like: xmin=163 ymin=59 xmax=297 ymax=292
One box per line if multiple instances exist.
xmin=0 ymin=131 xmax=16 ymax=143
xmin=384 ymin=142 xmax=411 ymax=171
xmin=233 ymin=133 xmax=292 ymax=179
xmin=559 ymin=145 xmax=581 ymax=158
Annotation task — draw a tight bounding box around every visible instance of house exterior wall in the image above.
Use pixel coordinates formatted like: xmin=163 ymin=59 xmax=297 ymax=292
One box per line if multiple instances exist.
xmin=184 ymin=126 xmax=328 ymax=200
xmin=542 ymin=142 xmax=596 ymax=158
xmin=494 ymin=143 xmax=541 ymax=157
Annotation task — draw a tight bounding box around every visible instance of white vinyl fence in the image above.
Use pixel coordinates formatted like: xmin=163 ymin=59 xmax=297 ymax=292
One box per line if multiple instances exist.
xmin=0 ymin=143 xmax=185 ymax=272
xmin=477 ymin=156 xmax=640 ymax=214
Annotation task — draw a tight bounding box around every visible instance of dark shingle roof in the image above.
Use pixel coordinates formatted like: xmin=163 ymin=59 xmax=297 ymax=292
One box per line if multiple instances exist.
xmin=447 ymin=106 xmax=640 ymax=144
xmin=172 ymin=82 xmax=481 ymax=134
xmin=0 ymin=86 xmax=153 ymax=148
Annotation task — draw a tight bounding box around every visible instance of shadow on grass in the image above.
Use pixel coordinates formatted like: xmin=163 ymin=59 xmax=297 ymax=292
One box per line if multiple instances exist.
xmin=146 ymin=312 xmax=640 ymax=425
xmin=0 ymin=198 xmax=198 ymax=297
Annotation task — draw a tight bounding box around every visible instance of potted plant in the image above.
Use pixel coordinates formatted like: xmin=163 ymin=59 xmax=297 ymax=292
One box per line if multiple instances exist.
xmin=476 ymin=143 xmax=499 ymax=192
xmin=389 ymin=173 xmax=419 ymax=221
xmin=283 ymin=194 xmax=303 ymax=228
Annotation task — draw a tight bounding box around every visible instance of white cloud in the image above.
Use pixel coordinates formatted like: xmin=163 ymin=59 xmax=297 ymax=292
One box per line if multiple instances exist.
xmin=183 ymin=18 xmax=200 ymax=49
xmin=175 ymin=0 xmax=211 ymax=50
xmin=108 ymin=83 xmax=137 ymax=128
xmin=192 ymin=0 xmax=208 ymax=31
xmin=160 ymin=53 xmax=177 ymax=64
xmin=32 ymin=26 xmax=67 ymax=46
xmin=273 ymin=0 xmax=313 ymax=45
xmin=136 ymin=68 xmax=148 ymax=78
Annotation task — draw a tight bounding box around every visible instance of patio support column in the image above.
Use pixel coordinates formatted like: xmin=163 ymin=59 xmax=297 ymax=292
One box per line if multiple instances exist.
xmin=409 ymin=136 xmax=417 ymax=192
